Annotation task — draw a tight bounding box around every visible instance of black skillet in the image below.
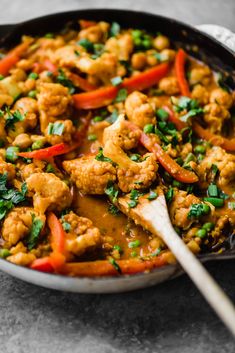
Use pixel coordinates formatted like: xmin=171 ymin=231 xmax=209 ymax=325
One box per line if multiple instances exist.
xmin=0 ymin=9 xmax=234 ymax=293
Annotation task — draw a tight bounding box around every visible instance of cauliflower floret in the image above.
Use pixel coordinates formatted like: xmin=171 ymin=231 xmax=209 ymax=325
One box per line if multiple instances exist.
xmin=191 ymin=84 xmax=209 ymax=106
xmin=37 ymin=83 xmax=71 ymax=116
xmin=62 ymin=211 xmax=102 ymax=256
xmin=103 ymin=140 xmax=157 ymax=192
xmin=105 ymin=33 xmax=134 ymax=61
xmin=7 ymin=252 xmax=36 ymax=266
xmin=20 ymin=160 xmax=46 ymax=180
xmin=209 ymin=88 xmax=233 ymax=109
xmin=78 ymin=21 xmax=109 ymax=43
xmin=198 ymin=146 xmax=235 ymax=187
xmin=189 ymin=66 xmax=212 ymax=86
xmin=158 ymin=76 xmax=180 ymax=95
xmin=125 ymin=91 xmax=156 ymax=128
xmin=45 ymin=119 xmax=76 ymax=145
xmin=12 ymin=133 xmax=32 ymax=149
xmin=203 ymin=103 xmax=230 ymax=133
xmin=2 ymin=207 xmax=45 ymax=247
xmin=63 ymin=155 xmax=116 ymax=194
xmin=103 ymin=114 xmax=141 ymax=150
xmin=0 ymin=158 xmax=15 ymax=179
xmin=169 ymin=190 xmax=201 ymax=229
xmin=8 ymin=97 xmax=38 ymax=138
xmin=53 ymin=45 xmax=86 ymax=68
xmin=26 ymin=173 xmax=72 ymax=213
xmin=78 ymin=52 xmax=118 ymax=84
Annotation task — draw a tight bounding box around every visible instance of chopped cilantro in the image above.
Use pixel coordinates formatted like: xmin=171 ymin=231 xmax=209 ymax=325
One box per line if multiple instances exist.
xmin=108 ymin=203 xmax=120 ymax=215
xmin=188 ymin=203 xmax=210 ymax=219
xmin=156 ymin=108 xmax=169 ymax=121
xmin=95 ymin=148 xmax=114 ymax=164
xmin=26 ymin=214 xmax=44 ymax=250
xmin=5 ymin=109 xmax=24 ymax=130
xmin=105 ymin=181 xmax=119 ymax=204
xmin=165 ymin=187 xmax=174 ymax=204
xmin=114 ymin=88 xmax=128 ymax=103
xmin=128 ymin=240 xmax=140 ymax=248
xmin=109 ymin=22 xmax=120 ymax=37
xmin=77 ymin=38 xmax=94 ymax=52
xmin=56 ymin=69 xmax=76 ymax=94
xmin=109 ymin=257 xmax=121 ymax=273
xmin=128 ymin=189 xmax=143 ymax=208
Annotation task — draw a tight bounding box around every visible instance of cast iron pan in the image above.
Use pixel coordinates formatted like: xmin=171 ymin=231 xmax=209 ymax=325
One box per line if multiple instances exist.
xmin=0 ymin=9 xmax=234 ymax=293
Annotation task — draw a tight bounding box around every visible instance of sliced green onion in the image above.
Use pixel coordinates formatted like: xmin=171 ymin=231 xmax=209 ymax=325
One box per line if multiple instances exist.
xmin=28 ymin=90 xmax=37 ymax=98
xmin=143 ymin=124 xmax=154 ymax=134
xmin=32 ymin=140 xmax=44 ymax=150
xmin=207 ymin=184 xmax=219 ymax=198
xmin=203 ymin=197 xmax=224 ymax=208
xmin=111 ymin=76 xmax=122 ymax=86
xmin=128 ymin=240 xmax=141 ymax=248
xmin=202 ymin=222 xmax=214 ymax=231
xmin=87 ymin=134 xmax=97 ymax=141
xmin=196 ymin=228 xmax=207 ymax=238
xmin=194 ymin=145 xmax=206 ymax=154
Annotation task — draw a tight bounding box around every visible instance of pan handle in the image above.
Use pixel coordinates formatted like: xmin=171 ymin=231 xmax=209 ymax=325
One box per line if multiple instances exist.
xmin=196 ymin=24 xmax=235 ymax=52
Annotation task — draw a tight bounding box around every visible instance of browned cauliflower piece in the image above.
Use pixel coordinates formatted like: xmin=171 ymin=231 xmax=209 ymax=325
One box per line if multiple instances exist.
xmin=78 ymin=21 xmax=109 ymax=43
xmin=169 ymin=190 xmax=201 ymax=229
xmin=2 ymin=207 xmax=45 ymax=247
xmin=203 ymin=103 xmax=230 ymax=133
xmin=26 ymin=173 xmax=72 ymax=214
xmin=189 ymin=66 xmax=212 ymax=86
xmin=158 ymin=76 xmax=180 ymax=95
xmin=103 ymin=114 xmax=141 ymax=150
xmin=103 ymin=140 xmax=158 ymax=193
xmin=63 ymin=155 xmax=116 ymax=194
xmin=191 ymin=84 xmax=209 ymax=106
xmin=20 ymin=160 xmax=46 ymax=180
xmin=131 ymin=52 xmax=147 ymax=70
xmin=125 ymin=91 xmax=156 ymax=128
xmin=7 ymin=252 xmax=36 ymax=266
xmin=197 ymin=146 xmax=235 ymax=187
xmin=8 ymin=97 xmax=38 ymax=138
xmin=54 ymin=45 xmax=86 ymax=68
xmin=0 ymin=158 xmax=15 ymax=180
xmin=105 ymin=33 xmax=134 ymax=61
xmin=209 ymin=88 xmax=234 ymax=109
xmin=45 ymin=119 xmax=76 ymax=145
xmin=62 ymin=211 xmax=102 ymax=257
xmin=78 ymin=53 xmax=118 ymax=84
xmin=37 ymin=83 xmax=71 ymax=116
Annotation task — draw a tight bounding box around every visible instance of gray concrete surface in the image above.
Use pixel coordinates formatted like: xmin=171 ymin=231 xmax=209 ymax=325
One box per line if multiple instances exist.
xmin=0 ymin=0 xmax=235 ymax=352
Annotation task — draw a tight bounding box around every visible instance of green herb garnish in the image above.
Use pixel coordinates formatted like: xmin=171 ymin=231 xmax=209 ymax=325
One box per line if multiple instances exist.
xmin=77 ymin=38 xmax=94 ymax=52
xmin=105 ymin=181 xmax=119 ymax=203
xmin=114 ymin=88 xmax=128 ymax=103
xmin=148 ymin=190 xmax=158 ymax=200
xmin=165 ymin=187 xmax=174 ymax=204
xmin=47 ymin=122 xmax=64 ymax=136
xmin=95 ymin=148 xmax=114 ymax=164
xmin=128 ymin=240 xmax=141 ymax=248
xmin=188 ymin=203 xmax=210 ymax=219
xmin=56 ymin=69 xmax=76 ymax=94
xmin=5 ymin=109 xmax=24 ymax=130
xmin=26 ymin=214 xmax=44 ymax=250
xmin=109 ymin=257 xmax=122 ymax=273
xmin=109 ymin=22 xmax=120 ymax=37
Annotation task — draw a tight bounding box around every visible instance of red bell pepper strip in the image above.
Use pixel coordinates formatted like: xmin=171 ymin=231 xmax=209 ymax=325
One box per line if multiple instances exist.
xmin=60 ymin=254 xmax=167 ymax=277
xmin=30 ymin=252 xmax=65 ymax=273
xmin=43 ymin=59 xmax=58 ymax=73
xmin=0 ymin=41 xmax=30 ymax=76
xmin=18 ymin=142 xmax=77 ymax=159
xmin=162 ymin=106 xmax=187 ymax=131
xmin=175 ymin=49 xmax=191 ymax=97
xmin=72 ymin=62 xmax=170 ymax=109
xmin=68 ymin=72 xmax=97 ymax=92
xmin=193 ymin=122 xmax=235 ymax=152
xmin=140 ymin=132 xmax=198 ymax=183
xmin=47 ymin=212 xmax=66 ymax=254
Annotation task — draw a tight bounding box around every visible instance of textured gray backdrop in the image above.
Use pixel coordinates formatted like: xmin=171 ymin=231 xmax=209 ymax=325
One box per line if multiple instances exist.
xmin=0 ymin=1 xmax=235 ymax=352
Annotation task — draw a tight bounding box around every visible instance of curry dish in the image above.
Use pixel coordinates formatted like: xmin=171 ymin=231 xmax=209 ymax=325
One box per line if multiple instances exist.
xmin=0 ymin=19 xmax=234 ymax=276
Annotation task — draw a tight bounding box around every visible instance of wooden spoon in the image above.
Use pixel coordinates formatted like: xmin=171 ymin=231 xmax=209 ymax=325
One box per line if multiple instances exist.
xmin=117 ymin=190 xmax=235 ymax=336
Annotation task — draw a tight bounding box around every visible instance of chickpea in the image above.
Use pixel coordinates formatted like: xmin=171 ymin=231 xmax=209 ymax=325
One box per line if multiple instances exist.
xmin=131 ymin=52 xmax=147 ymax=70
xmin=161 ymin=49 xmax=176 ymax=62
xmin=159 ymin=76 xmax=180 ymax=95
xmin=13 ymin=133 xmax=32 ymax=149
xmin=153 ymin=35 xmax=170 ymax=51
xmin=16 ymin=59 xmax=33 ymax=71
xmin=189 ymin=66 xmax=211 ymax=86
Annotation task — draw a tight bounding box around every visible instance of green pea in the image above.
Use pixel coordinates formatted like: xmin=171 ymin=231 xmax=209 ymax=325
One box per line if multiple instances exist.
xmin=28 ymin=72 xmax=39 ymax=80
xmin=6 ymin=146 xmax=19 ymax=162
xmin=142 ymin=38 xmax=152 ymax=49
xmin=28 ymin=90 xmax=37 ymax=98
xmin=196 ymin=228 xmax=207 ymax=238
xmin=131 ymin=251 xmax=137 ymax=257
xmin=194 ymin=145 xmax=206 ymax=154
xmin=0 ymin=249 xmax=11 ymax=258
xmin=143 ymin=124 xmax=154 ymax=134
xmin=197 ymin=154 xmax=205 ymax=162
xmin=202 ymin=222 xmax=214 ymax=232
xmin=202 ymin=203 xmax=211 ymax=215
xmin=93 ymin=116 xmax=104 ymax=122
xmin=32 ymin=140 xmax=44 ymax=150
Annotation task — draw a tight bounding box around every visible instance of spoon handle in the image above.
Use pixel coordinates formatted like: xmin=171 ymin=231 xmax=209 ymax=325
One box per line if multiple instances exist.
xmin=118 ymin=194 xmax=235 ymax=335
